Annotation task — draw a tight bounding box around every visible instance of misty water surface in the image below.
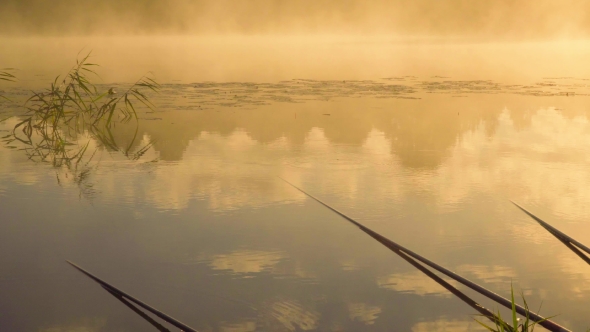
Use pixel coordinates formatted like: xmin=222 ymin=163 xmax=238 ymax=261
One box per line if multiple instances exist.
xmin=1 ymin=37 xmax=590 ymax=331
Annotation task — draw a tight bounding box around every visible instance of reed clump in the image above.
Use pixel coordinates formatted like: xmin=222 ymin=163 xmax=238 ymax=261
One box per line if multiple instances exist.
xmin=2 ymin=53 xmax=159 ymax=197
xmin=5 ymin=53 xmax=158 ymax=162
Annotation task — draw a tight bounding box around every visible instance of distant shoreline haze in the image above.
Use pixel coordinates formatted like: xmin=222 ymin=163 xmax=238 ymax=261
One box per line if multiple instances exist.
xmin=1 ymin=0 xmax=589 ymax=40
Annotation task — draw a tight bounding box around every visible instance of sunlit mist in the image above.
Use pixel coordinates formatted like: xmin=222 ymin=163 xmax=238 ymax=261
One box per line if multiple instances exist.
xmin=2 ymin=1 xmax=590 ymax=332
xmin=1 ymin=0 xmax=589 ymax=40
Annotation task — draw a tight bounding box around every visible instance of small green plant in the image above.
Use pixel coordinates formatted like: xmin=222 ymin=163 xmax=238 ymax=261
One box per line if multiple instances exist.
xmin=475 ymin=285 xmax=551 ymax=332
xmin=11 ymin=52 xmax=158 ymax=143
xmin=1 ymin=53 xmax=159 ymax=197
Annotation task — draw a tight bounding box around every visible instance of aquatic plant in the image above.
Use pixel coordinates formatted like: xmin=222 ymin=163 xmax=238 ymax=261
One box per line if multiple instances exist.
xmin=475 ymin=285 xmax=551 ymax=332
xmin=10 ymin=52 xmax=158 ymax=143
xmin=477 ymin=288 xmax=590 ymax=332
xmin=1 ymin=53 xmax=159 ymax=197
xmin=0 ymin=68 xmax=16 ymax=100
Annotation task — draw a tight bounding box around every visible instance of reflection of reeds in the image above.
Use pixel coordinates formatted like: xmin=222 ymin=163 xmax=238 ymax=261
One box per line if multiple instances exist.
xmin=1 ymin=54 xmax=159 ymax=197
xmin=280 ymin=178 xmax=571 ymax=332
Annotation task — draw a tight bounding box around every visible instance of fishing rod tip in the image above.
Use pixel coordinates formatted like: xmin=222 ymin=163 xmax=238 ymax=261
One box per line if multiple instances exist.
xmin=65 ymin=260 xmax=84 ymax=271
xmin=509 ymin=200 xmax=525 ymax=210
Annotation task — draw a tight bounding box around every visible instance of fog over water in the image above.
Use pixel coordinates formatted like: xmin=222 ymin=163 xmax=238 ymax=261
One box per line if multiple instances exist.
xmin=2 ymin=1 xmax=590 ymax=332
xmin=2 ymin=0 xmax=590 ymax=39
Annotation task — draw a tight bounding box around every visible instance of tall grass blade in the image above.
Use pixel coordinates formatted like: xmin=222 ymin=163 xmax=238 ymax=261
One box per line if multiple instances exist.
xmin=511 ymin=285 xmax=518 ymax=330
xmin=280 ymin=178 xmax=571 ymax=332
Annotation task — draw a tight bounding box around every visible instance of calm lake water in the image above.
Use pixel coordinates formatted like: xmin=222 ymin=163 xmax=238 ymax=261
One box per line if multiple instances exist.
xmin=2 ymin=36 xmax=590 ymax=331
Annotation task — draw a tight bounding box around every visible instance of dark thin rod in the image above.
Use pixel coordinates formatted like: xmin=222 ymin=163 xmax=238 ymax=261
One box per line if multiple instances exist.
xmin=560 ymin=239 xmax=590 ymax=265
xmin=280 ymin=178 xmax=570 ymax=332
xmin=67 ymin=261 xmax=198 ymax=332
xmin=394 ymin=247 xmax=514 ymax=331
xmin=511 ymin=201 xmax=590 ymax=257
xmin=103 ymin=286 xmax=171 ymax=332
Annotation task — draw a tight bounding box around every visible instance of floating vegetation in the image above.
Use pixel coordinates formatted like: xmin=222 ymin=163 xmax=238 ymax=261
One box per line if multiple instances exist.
xmin=1 ymin=53 xmax=159 ymax=198
xmin=152 ymin=76 xmax=587 ymax=112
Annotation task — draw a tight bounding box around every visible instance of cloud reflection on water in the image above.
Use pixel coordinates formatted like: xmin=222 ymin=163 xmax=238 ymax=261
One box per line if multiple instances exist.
xmin=4 ymin=87 xmax=590 ymax=330
xmin=347 ymin=302 xmax=382 ymax=325
xmin=206 ymin=250 xmax=285 ymax=275
xmin=219 ymin=321 xmax=257 ymax=332
xmin=377 ymin=271 xmax=459 ymax=297
xmin=78 ymin=103 xmax=590 ymax=229
xmin=5 ymin=96 xmax=590 ymax=228
xmin=411 ymin=318 xmax=486 ymax=332
xmin=270 ymin=300 xmax=320 ymax=331
xmin=38 ymin=318 xmax=107 ymax=332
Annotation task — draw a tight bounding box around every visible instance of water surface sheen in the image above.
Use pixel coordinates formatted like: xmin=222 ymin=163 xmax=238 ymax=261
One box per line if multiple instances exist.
xmin=1 ymin=38 xmax=590 ymax=331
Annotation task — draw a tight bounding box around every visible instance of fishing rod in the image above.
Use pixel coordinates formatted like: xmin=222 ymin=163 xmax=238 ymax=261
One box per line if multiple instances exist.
xmin=67 ymin=261 xmax=198 ymax=332
xmin=511 ymin=201 xmax=590 ymax=264
xmin=280 ymin=178 xmax=570 ymax=332
xmin=102 ymin=286 xmax=171 ymax=332
xmin=391 ymin=246 xmax=516 ymax=331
